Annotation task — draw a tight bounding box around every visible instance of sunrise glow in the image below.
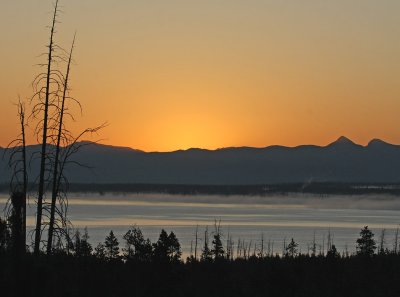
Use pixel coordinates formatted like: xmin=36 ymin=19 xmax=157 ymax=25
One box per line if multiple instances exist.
xmin=1 ymin=1 xmax=400 ymax=151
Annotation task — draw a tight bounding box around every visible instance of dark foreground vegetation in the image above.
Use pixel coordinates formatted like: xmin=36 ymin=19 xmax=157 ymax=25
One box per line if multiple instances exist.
xmin=2 ymin=2 xmax=399 ymax=296
xmin=1 ymin=220 xmax=400 ymax=297
xmin=2 ymin=253 xmax=400 ymax=297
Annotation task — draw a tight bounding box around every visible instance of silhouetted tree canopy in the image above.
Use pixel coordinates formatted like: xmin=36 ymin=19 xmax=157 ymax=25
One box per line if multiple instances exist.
xmin=211 ymin=231 xmax=224 ymax=259
xmin=153 ymin=229 xmax=181 ymax=262
xmin=104 ymin=230 xmax=119 ymax=260
xmin=286 ymin=238 xmax=298 ymax=257
xmin=356 ymin=226 xmax=376 ymax=257
xmin=94 ymin=243 xmax=106 ymax=260
xmin=123 ymin=226 xmax=152 ymax=262
xmin=69 ymin=228 xmax=93 ymax=257
xmin=327 ymin=244 xmax=340 ymax=259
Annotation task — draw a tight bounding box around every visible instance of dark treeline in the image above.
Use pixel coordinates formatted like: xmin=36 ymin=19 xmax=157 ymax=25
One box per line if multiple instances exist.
xmin=2 ymin=182 xmax=400 ymax=196
xmin=2 ymin=252 xmax=400 ymax=297
xmin=2 ymin=2 xmax=400 ymax=296
xmin=1 ymin=221 xmax=400 ymax=297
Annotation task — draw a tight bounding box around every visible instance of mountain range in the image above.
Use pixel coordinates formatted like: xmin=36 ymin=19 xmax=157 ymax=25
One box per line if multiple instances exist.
xmin=1 ymin=136 xmax=400 ymax=185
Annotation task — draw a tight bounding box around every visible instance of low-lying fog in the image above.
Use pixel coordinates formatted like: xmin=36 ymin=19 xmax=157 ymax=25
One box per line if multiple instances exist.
xmin=2 ymin=193 xmax=400 ymax=257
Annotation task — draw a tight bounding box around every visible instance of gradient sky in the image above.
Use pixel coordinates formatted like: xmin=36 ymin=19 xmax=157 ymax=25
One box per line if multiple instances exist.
xmin=1 ymin=0 xmax=400 ymax=152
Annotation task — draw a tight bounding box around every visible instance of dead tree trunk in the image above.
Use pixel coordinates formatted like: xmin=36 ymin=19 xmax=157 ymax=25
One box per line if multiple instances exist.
xmin=19 ymin=102 xmax=27 ymax=250
xmin=6 ymin=100 xmax=28 ymax=253
xmin=34 ymin=0 xmax=59 ymax=254
xmin=194 ymin=225 xmax=198 ymax=260
xmin=47 ymin=34 xmax=76 ymax=254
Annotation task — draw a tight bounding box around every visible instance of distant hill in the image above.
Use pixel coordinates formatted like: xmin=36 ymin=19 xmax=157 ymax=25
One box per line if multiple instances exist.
xmin=1 ymin=136 xmax=400 ymax=185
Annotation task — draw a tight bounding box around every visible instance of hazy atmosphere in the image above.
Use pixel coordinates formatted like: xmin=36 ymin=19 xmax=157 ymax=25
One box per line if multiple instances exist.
xmin=2 ymin=2 xmax=400 ymax=296
xmin=2 ymin=0 xmax=400 ymax=151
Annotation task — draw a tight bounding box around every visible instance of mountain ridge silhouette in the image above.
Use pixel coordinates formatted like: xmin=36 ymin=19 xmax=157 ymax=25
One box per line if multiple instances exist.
xmin=1 ymin=136 xmax=400 ymax=184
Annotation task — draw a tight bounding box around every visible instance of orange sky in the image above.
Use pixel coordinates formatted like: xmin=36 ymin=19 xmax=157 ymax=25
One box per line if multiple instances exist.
xmin=1 ymin=1 xmax=400 ymax=152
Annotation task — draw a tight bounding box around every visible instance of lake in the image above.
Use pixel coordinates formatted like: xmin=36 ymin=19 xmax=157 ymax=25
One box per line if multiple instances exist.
xmin=1 ymin=192 xmax=400 ymax=257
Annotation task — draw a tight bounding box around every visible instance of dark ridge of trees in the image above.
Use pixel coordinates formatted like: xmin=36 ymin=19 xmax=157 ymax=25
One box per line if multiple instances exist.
xmin=1 ymin=253 xmax=400 ymax=297
xmin=1 ymin=182 xmax=398 ymax=196
xmin=1 ymin=223 xmax=400 ymax=297
xmin=3 ymin=182 xmax=400 ymax=196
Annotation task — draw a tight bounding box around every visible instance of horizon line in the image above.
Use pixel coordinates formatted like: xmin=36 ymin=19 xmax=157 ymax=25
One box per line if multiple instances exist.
xmin=2 ymin=136 xmax=399 ymax=153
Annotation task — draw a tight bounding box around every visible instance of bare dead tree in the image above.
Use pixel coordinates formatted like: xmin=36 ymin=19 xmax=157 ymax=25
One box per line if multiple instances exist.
xmin=19 ymin=104 xmax=27 ymax=248
xmin=5 ymin=100 xmax=28 ymax=253
xmin=33 ymin=0 xmax=60 ymax=254
xmin=226 ymin=230 xmax=232 ymax=260
xmin=29 ymin=0 xmax=104 ymax=253
xmin=378 ymin=229 xmax=386 ymax=255
xmin=267 ymin=239 xmax=272 ymax=257
xmin=236 ymin=238 xmax=241 ymax=258
xmin=5 ymin=0 xmax=104 ymax=254
xmin=201 ymin=226 xmax=212 ymax=261
xmin=44 ymin=123 xmax=105 ymax=253
xmin=394 ymin=226 xmax=399 ymax=254
xmin=194 ymin=224 xmax=198 ymax=260
xmin=311 ymin=231 xmax=316 ymax=256
xmin=271 ymin=240 xmax=274 ymax=256
xmin=46 ymin=34 xmax=76 ymax=254
xmin=282 ymin=237 xmax=286 ymax=257
xmin=327 ymin=229 xmax=332 ymax=252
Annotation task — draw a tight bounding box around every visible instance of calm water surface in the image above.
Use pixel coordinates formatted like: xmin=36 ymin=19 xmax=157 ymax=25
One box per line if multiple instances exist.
xmin=1 ymin=193 xmax=400 ymax=257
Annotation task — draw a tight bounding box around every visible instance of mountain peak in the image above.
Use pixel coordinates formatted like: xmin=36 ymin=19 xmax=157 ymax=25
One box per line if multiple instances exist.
xmin=367 ymin=138 xmax=390 ymax=147
xmin=328 ymin=136 xmax=359 ymax=147
xmin=336 ymin=136 xmax=353 ymax=143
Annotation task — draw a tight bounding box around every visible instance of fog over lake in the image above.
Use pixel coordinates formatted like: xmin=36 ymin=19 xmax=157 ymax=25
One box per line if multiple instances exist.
xmin=2 ymin=193 xmax=400 ymax=257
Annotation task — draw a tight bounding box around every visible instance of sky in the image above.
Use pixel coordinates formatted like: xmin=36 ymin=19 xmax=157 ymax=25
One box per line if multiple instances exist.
xmin=1 ymin=0 xmax=400 ymax=152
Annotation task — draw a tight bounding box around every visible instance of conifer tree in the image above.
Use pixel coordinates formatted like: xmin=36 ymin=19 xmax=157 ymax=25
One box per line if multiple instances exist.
xmin=356 ymin=226 xmax=376 ymax=257
xmin=104 ymin=230 xmax=119 ymax=260
xmin=123 ymin=226 xmax=152 ymax=261
xmin=94 ymin=243 xmax=106 ymax=260
xmin=211 ymin=227 xmax=224 ymax=259
xmin=286 ymin=238 xmax=298 ymax=257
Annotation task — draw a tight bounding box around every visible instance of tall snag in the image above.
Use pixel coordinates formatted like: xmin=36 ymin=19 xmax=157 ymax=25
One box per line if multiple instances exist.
xmin=6 ymin=100 xmax=28 ymax=253
xmin=47 ymin=35 xmax=76 ymax=253
xmin=17 ymin=102 xmax=27 ymax=251
xmin=33 ymin=0 xmax=60 ymax=254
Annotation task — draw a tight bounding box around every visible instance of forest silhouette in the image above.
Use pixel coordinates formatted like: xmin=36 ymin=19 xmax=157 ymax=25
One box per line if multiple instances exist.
xmin=1 ymin=222 xmax=400 ymax=297
xmin=2 ymin=1 xmax=400 ymax=297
